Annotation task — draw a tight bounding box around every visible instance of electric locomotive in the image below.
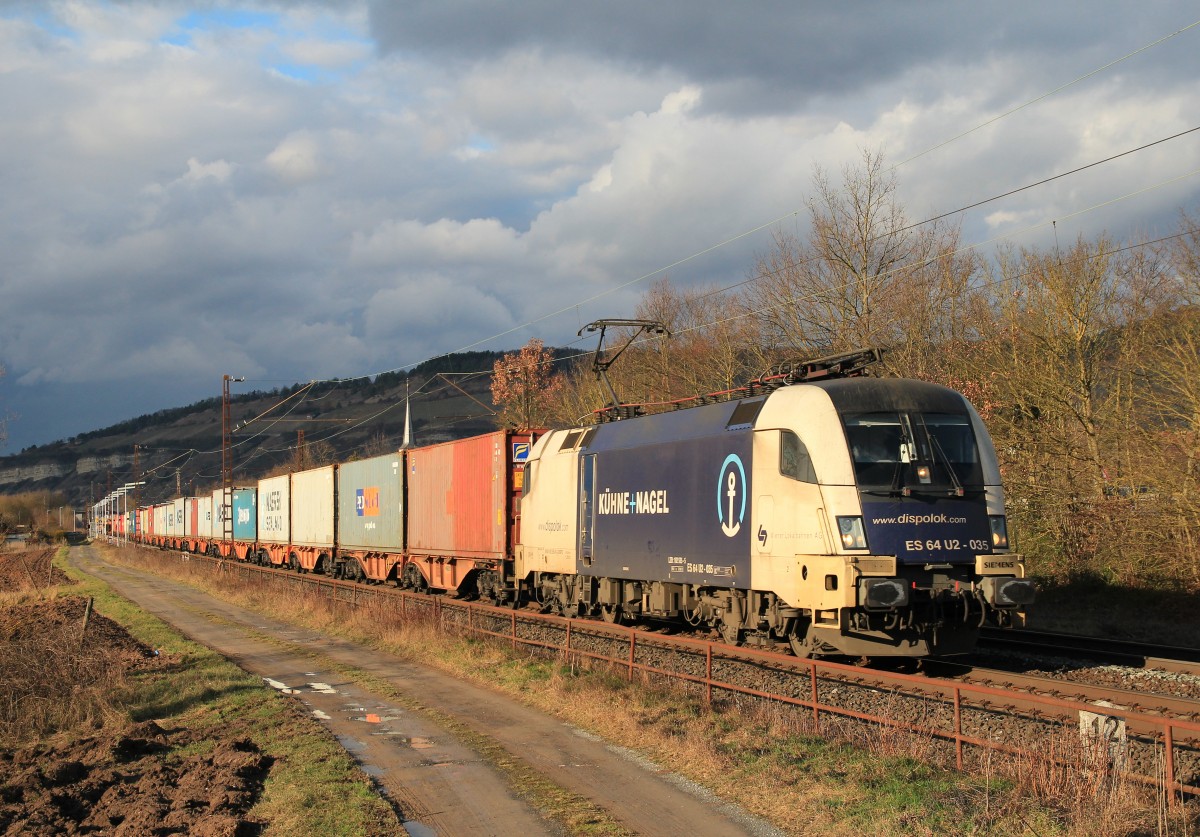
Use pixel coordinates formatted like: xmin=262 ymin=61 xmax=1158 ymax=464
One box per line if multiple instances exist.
xmin=517 ymin=353 xmax=1033 ymax=657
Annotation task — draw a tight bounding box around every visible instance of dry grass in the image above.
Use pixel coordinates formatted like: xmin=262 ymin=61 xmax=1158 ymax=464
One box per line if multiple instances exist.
xmin=0 ymin=547 xmax=131 ymax=746
xmin=0 ymin=598 xmax=131 ymax=746
xmin=109 ymin=545 xmax=1200 ymax=836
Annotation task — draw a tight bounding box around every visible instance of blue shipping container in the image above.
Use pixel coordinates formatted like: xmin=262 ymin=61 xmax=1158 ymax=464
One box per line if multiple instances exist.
xmin=233 ymin=488 xmax=257 ymax=541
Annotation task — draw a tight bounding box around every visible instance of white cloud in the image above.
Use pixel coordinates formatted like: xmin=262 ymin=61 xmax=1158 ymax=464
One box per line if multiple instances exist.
xmin=282 ymin=37 xmax=371 ymax=69
xmin=182 ymin=157 xmax=234 ymax=184
xmin=2 ymin=1 xmax=1199 ymax=450
xmin=266 ymin=132 xmax=324 ymax=183
xmin=660 ymin=85 xmax=701 ymax=115
xmin=351 ymin=217 xmax=523 ymax=268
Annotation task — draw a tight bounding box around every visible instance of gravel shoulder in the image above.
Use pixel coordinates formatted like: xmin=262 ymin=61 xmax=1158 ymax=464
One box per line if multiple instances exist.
xmin=70 ymin=545 xmax=777 ymax=837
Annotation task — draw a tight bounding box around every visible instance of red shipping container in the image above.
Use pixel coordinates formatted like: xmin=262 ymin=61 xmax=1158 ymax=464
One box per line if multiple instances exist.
xmin=407 ymin=430 xmax=533 ymax=561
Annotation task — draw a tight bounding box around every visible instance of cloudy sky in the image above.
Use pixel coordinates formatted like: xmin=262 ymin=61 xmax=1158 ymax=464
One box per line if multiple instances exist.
xmin=1 ymin=1 xmax=1198 ymax=453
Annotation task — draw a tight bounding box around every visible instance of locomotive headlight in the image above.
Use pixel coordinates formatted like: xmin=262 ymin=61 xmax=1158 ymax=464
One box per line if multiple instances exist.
xmin=837 ymin=516 xmax=868 ymax=550
xmin=915 ymin=464 xmax=931 ymax=484
xmin=989 ymin=515 xmax=1009 ymax=550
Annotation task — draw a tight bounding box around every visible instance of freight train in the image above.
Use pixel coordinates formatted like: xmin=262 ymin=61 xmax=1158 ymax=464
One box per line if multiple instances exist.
xmin=101 ymin=353 xmax=1034 ymax=657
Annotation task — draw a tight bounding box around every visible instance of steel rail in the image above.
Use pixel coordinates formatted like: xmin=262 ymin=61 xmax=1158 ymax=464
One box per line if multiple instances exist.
xmin=929 ymin=659 xmax=1200 ymax=723
xmin=158 ymin=549 xmax=1200 ymax=802
xmin=979 ymin=627 xmax=1200 ymax=674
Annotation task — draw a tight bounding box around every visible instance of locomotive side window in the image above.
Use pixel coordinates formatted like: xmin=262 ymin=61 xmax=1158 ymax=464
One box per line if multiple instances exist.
xmin=780 ymin=431 xmax=817 ymax=483
xmin=559 ymin=430 xmax=582 ymax=451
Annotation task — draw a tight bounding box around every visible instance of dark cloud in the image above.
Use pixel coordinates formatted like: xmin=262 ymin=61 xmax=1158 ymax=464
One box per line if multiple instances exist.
xmin=1 ymin=2 xmax=1199 ymax=452
xmin=367 ymin=1 xmax=1184 ymax=113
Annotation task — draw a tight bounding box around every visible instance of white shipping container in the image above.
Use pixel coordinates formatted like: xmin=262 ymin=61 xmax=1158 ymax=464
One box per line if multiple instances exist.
xmin=257 ymin=474 xmax=291 ymax=545
xmin=195 ymin=495 xmax=213 ymax=539
xmin=211 ymin=488 xmax=226 ymax=538
xmin=154 ymin=504 xmax=168 ymax=536
xmin=171 ymin=498 xmax=185 ymax=536
xmin=291 ymin=465 xmax=335 ymax=547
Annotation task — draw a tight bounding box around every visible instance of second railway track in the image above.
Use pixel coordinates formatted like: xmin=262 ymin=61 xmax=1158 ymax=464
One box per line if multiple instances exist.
xmin=112 ymin=543 xmax=1200 ymax=797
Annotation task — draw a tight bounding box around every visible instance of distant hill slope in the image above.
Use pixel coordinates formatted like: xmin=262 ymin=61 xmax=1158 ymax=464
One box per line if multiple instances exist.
xmin=0 ymin=352 xmax=511 ymax=506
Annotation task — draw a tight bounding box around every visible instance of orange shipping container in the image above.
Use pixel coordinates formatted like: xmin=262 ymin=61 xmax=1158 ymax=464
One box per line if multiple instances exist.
xmin=406 ymin=430 xmax=533 ymax=560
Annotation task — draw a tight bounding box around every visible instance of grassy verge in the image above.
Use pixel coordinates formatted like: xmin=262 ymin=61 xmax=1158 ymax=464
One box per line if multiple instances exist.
xmin=109 ymin=545 xmax=1198 ymax=836
xmin=56 ymin=545 xmax=403 ymax=836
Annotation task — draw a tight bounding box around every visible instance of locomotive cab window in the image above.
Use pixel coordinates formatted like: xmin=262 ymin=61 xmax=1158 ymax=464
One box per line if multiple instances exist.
xmin=780 ymin=430 xmax=817 ymax=483
xmin=843 ymin=411 xmax=983 ymax=490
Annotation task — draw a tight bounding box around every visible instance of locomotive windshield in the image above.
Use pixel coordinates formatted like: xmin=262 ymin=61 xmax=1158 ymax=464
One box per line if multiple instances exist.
xmin=843 ymin=412 xmax=984 ymax=492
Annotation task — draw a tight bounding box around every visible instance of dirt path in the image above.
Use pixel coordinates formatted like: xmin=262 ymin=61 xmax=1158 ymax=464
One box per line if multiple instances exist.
xmin=71 ymin=546 xmax=779 ymax=837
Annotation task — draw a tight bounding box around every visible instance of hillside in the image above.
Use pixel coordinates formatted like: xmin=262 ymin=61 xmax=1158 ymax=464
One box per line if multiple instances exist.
xmin=0 ymin=353 xmax=509 ymax=506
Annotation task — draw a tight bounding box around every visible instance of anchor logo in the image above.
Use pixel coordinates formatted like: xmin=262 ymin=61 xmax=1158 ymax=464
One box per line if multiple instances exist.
xmin=718 ymin=454 xmax=747 ymax=537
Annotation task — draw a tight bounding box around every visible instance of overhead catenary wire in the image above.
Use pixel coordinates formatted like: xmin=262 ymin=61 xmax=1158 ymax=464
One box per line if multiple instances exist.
xmin=117 ymin=19 xmax=1200 ymax=482
xmin=156 ymin=16 xmax=1200 ymax=426
xmin=126 ymin=134 xmax=1200 ymax=486
xmin=192 ymin=162 xmax=1200 ymax=465
xmin=892 ymin=17 xmax=1200 ymax=170
xmin=322 ymin=16 xmax=1200 ymax=387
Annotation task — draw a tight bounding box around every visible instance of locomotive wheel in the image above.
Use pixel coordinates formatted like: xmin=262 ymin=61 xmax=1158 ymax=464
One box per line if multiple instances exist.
xmin=719 ymin=620 xmax=743 ymax=646
xmin=599 ymin=604 xmax=626 ymax=625
xmin=787 ymin=629 xmax=814 ymax=659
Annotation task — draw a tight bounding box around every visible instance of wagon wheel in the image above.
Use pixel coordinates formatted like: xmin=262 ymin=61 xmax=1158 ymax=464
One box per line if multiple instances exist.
xmin=402 ymin=563 xmax=428 ymax=593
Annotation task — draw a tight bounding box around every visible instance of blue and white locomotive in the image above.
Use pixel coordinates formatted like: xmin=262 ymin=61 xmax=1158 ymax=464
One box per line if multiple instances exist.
xmin=517 ymin=355 xmax=1033 ymax=657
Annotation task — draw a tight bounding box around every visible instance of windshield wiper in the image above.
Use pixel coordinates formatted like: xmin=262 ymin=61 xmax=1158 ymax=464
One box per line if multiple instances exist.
xmin=918 ymin=416 xmax=965 ymax=497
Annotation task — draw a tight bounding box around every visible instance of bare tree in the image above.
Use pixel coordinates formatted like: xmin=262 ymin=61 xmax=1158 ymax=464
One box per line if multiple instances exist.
xmin=491 ymin=339 xmax=565 ymax=430
xmin=629 ymin=278 xmax=764 ymax=404
xmin=744 ymin=149 xmax=981 ymax=382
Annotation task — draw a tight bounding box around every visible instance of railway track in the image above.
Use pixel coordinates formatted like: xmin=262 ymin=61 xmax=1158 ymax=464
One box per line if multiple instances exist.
xmin=116 ymin=544 xmax=1200 ymax=796
xmin=978 ymin=626 xmax=1200 ymax=674
xmin=926 ymin=659 xmax=1200 ymax=722
xmin=187 ymin=548 xmax=1200 ymax=723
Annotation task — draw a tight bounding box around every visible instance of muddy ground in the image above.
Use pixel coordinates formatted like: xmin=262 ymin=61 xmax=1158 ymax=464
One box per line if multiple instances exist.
xmin=0 ymin=719 xmax=271 ymax=837
xmin=0 ymin=547 xmax=71 ymax=590
xmin=0 ymin=548 xmax=275 ymax=837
